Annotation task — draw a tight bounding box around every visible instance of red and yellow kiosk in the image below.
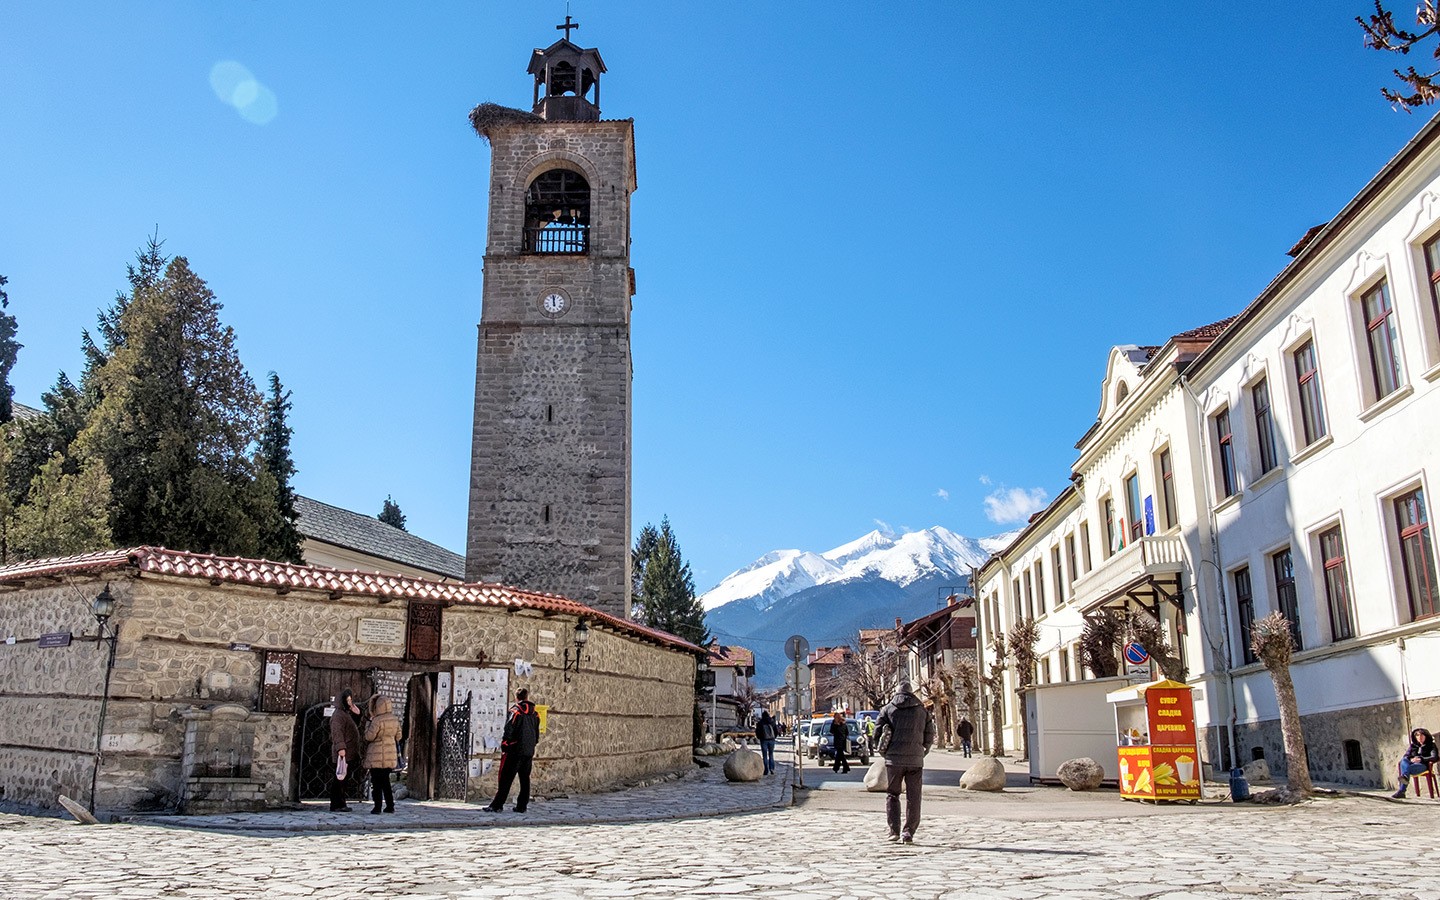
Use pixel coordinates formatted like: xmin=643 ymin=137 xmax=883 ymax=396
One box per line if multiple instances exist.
xmin=1105 ymin=679 xmax=1202 ymax=802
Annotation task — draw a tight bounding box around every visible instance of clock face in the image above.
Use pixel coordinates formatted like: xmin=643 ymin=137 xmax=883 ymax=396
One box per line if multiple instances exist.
xmin=540 ymin=291 xmax=571 ymax=318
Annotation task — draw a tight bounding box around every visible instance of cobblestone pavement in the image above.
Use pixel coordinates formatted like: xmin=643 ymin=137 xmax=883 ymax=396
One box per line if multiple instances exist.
xmin=3 ymin=754 xmax=1436 ymax=899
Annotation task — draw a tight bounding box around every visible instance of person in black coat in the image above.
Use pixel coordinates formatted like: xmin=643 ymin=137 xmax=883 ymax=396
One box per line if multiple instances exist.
xmin=328 ymin=689 xmax=363 ymax=812
xmin=828 ymin=711 xmax=851 ymax=774
xmin=484 ymin=688 xmax=541 ymax=813
xmin=1391 ymin=727 xmax=1438 ymax=798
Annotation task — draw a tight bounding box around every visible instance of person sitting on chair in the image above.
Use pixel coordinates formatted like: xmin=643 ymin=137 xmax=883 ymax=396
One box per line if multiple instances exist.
xmin=1391 ymin=727 xmax=1438 ymax=798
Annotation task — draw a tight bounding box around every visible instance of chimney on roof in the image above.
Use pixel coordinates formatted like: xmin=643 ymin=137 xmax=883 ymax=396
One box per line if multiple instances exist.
xmin=895 ymin=617 xmax=902 ymax=629
xmin=946 ymin=593 xmax=957 ymax=606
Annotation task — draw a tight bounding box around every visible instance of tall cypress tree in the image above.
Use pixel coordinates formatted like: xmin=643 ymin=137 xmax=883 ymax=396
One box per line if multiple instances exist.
xmin=75 ymin=250 xmax=278 ymax=555
xmin=256 ymin=372 xmax=303 ymax=562
xmin=635 ymin=517 xmax=708 ymax=646
xmin=0 ymin=275 xmax=20 ymax=423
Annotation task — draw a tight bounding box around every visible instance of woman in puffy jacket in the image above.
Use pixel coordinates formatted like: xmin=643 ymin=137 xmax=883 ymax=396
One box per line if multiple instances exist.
xmin=364 ymin=695 xmax=402 ymax=814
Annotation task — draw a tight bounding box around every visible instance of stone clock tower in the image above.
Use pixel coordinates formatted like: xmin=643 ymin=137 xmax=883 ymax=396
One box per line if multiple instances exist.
xmin=465 ymin=19 xmax=635 ymax=618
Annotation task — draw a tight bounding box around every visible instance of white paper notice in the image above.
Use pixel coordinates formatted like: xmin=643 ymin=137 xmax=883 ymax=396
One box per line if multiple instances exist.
xmin=264 ymin=662 xmax=283 ymax=685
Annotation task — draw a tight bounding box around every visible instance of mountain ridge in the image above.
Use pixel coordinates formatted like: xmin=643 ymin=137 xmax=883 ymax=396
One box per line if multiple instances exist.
xmin=702 ymin=525 xmax=1016 ymax=687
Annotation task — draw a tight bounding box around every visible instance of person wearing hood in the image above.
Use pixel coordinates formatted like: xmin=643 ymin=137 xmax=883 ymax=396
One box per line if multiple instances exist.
xmin=1391 ymin=726 xmax=1438 ymax=798
xmin=874 ymin=681 xmax=935 ymax=844
xmin=328 ymin=688 xmax=363 ymax=812
xmin=364 ymin=694 xmax=401 ymax=814
xmin=484 ymin=687 xmax=541 ymax=813
xmin=755 ymin=709 xmax=779 ymax=775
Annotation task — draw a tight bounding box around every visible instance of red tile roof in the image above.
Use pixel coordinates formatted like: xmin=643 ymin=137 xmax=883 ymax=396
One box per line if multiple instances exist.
xmin=707 ymin=644 xmax=754 ymax=667
xmin=808 ymin=646 xmax=850 ymax=666
xmin=1171 ymin=316 xmax=1237 ymax=342
xmin=0 ymin=547 xmax=701 ymax=654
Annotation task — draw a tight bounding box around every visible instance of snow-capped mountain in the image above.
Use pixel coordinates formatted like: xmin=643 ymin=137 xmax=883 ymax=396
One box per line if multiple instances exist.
xmin=701 ymin=525 xmax=993 ymax=611
xmin=703 ymin=525 xmax=1010 ymax=687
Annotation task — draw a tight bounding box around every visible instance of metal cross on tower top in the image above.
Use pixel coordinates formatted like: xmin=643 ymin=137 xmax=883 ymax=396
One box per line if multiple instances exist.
xmin=556 ymin=15 xmax=580 ymax=40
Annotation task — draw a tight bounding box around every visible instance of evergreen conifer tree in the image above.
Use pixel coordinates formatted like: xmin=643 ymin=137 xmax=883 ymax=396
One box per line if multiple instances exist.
xmin=630 ymin=521 xmax=659 ymax=613
xmin=256 ymin=372 xmax=303 ymax=562
xmin=0 ymin=275 xmax=19 ymax=423
xmin=378 ymin=496 xmax=407 ymax=531
xmin=9 ymin=452 xmax=112 ymax=562
xmin=74 ymin=248 xmax=280 ymax=556
xmin=635 ymin=517 xmax=708 ymax=646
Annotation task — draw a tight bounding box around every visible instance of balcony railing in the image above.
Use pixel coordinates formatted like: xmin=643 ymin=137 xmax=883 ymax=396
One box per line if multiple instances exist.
xmin=523 ymin=224 xmax=589 ymax=254
xmin=1073 ymin=533 xmax=1187 ymax=614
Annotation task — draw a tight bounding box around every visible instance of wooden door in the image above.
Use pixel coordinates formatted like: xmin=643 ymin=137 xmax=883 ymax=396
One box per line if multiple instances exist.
xmin=405 ymin=673 xmax=437 ymax=800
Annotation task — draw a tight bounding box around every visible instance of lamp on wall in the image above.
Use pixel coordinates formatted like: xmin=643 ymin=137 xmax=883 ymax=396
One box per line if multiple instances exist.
xmin=562 ymin=619 xmax=590 ymax=682
xmin=89 ymin=583 xmax=120 ymax=814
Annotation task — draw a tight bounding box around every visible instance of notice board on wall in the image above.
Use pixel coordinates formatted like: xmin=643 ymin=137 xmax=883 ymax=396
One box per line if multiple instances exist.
xmin=451 ymin=666 xmax=508 ymax=755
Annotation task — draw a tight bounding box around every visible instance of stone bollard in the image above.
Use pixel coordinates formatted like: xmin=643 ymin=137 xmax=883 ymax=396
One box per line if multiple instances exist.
xmin=959 ymin=756 xmax=1007 ymax=791
xmin=1242 ymin=758 xmax=1272 ymax=785
xmin=723 ymin=748 xmax=764 ymax=782
xmin=1057 ymin=757 xmax=1105 ymax=791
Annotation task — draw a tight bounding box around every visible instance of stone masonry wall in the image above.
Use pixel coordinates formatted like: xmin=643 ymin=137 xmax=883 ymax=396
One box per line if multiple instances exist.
xmin=466 ymin=119 xmax=635 ymax=619
xmin=1 ymin=574 xmax=694 ymax=813
xmin=1234 ymin=695 xmax=1440 ymax=789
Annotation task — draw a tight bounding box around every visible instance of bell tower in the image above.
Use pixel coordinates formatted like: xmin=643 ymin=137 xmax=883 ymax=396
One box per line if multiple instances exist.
xmin=465 ymin=19 xmax=636 ymax=618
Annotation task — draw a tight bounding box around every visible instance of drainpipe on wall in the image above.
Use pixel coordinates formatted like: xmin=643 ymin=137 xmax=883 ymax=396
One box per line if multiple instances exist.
xmin=1179 ymin=372 xmax=1241 ymax=771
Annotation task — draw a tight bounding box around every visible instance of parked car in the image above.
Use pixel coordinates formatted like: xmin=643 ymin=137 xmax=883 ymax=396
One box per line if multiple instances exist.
xmin=804 ymin=717 xmax=829 ymax=758
xmin=817 ymin=719 xmax=870 ymax=766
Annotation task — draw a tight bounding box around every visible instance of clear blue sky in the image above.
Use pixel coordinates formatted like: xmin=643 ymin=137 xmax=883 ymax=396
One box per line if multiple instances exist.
xmin=1 ymin=2 xmax=1428 ymax=590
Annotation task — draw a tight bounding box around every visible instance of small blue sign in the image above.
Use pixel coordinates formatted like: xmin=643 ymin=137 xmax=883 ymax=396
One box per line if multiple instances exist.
xmin=1144 ymin=496 xmax=1155 ymax=535
xmin=1123 ymin=641 xmax=1150 ymax=666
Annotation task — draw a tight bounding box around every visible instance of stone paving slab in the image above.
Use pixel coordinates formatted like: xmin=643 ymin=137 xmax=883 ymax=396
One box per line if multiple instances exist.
xmin=123 ymin=761 xmax=792 ymax=832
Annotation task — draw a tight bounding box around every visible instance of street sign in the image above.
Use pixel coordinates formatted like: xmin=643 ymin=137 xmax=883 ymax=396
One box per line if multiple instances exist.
xmin=784 ymin=634 xmax=810 ymax=663
xmin=1122 ymin=642 xmax=1150 ymax=666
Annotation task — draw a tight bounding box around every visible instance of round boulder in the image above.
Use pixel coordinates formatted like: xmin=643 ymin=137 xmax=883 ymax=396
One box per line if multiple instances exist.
xmin=1057 ymin=757 xmax=1105 ymax=791
xmin=723 ymin=748 xmax=764 ymax=782
xmin=959 ymin=756 xmax=1007 ymax=792
xmin=1242 ymin=758 xmax=1272 ymax=785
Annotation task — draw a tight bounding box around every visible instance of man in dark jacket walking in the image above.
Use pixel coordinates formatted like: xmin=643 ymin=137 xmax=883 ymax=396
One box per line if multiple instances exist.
xmin=484 ymin=688 xmax=541 ymax=813
xmin=875 ymin=681 xmax=935 ymax=844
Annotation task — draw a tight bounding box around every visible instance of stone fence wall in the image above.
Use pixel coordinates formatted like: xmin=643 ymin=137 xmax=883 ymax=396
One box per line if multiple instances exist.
xmin=0 ymin=573 xmax=695 ymax=814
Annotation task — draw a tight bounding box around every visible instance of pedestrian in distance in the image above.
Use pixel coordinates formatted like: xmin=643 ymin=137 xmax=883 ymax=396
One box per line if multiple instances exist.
xmin=829 ymin=710 xmax=851 ymax=774
xmin=364 ymin=694 xmax=401 ymax=814
xmin=484 ymin=687 xmax=541 ymax=813
xmin=755 ymin=709 xmax=779 ymax=775
xmin=1390 ymin=726 xmax=1438 ymax=798
xmin=328 ymin=688 xmax=363 ymax=812
xmin=875 ymin=681 xmax=935 ymax=844
xmin=956 ymin=716 xmax=974 ymax=758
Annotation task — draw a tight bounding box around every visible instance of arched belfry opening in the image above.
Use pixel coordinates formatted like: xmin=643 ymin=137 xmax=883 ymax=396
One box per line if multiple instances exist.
xmin=528 ymin=16 xmax=606 ymax=122
xmin=524 ymin=169 xmax=590 ymax=254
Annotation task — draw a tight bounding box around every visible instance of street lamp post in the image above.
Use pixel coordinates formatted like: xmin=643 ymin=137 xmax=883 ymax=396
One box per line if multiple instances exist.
xmin=89 ymin=584 xmax=119 ymax=814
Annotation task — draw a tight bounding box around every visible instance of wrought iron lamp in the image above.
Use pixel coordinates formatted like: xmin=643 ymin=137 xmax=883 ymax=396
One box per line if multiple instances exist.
xmin=562 ymin=619 xmax=590 ymax=682
xmin=89 ymin=583 xmax=120 ymax=813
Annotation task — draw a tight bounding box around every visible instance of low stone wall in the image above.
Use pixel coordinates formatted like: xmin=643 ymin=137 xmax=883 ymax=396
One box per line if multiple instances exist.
xmin=0 ymin=573 xmax=696 ymax=814
xmin=1233 ymin=695 xmax=1440 ymax=789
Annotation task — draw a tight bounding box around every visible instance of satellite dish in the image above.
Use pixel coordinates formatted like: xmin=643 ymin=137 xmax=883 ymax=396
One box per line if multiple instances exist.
xmin=784 ymin=634 xmax=810 ymax=663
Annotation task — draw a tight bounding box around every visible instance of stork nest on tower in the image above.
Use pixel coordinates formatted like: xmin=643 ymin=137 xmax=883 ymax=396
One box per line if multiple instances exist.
xmin=469 ymin=102 xmax=543 ymax=140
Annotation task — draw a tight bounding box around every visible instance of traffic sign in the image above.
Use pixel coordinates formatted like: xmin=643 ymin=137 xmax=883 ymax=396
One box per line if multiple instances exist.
xmin=784 ymin=634 xmax=810 ymax=663
xmin=1122 ymin=642 xmax=1150 ymax=666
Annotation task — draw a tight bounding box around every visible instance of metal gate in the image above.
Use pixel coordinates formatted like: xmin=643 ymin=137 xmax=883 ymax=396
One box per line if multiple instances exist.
xmin=295 ymin=703 xmax=368 ymax=801
xmin=436 ymin=693 xmax=471 ymax=801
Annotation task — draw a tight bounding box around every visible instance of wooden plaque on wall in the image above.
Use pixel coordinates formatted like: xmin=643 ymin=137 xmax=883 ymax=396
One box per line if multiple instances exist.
xmin=406 ymin=601 xmax=443 ymax=663
xmin=259 ymin=650 xmax=299 ymax=713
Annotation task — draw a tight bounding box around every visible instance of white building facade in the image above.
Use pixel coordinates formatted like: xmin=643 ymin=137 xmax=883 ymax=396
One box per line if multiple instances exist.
xmin=977 ymin=114 xmax=1440 ymax=788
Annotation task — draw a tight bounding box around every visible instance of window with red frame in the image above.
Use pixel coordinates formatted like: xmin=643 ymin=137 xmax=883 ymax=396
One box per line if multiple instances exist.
xmin=1396 ymin=487 xmax=1438 ymax=621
